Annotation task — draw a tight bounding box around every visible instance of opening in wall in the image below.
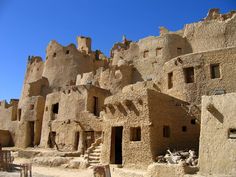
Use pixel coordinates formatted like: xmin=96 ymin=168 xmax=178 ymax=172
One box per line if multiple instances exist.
xmin=52 ymin=103 xmax=59 ymax=114
xmin=93 ymin=96 xmax=99 ymax=117
xmin=184 ymin=67 xmax=194 ymax=83
xmin=130 ymin=127 xmax=141 ymax=141
xmin=228 ymin=129 xmax=236 ymax=139
xmin=210 ymin=64 xmax=220 ymax=79
xmin=163 ymin=126 xmax=170 ymax=138
xmin=143 ymin=50 xmax=149 ymax=58
xmin=177 ymin=48 xmax=182 ymax=55
xmin=29 ymin=104 xmax=34 ymax=110
xmin=18 ymin=109 xmax=22 ymax=121
xmin=156 ymin=47 xmax=162 ymax=56
xmin=168 ymin=72 xmax=173 ymax=89
xmin=182 ymin=126 xmax=187 ymax=132
xmin=51 ymin=103 xmax=59 ymax=120
xmin=48 ymin=131 xmax=57 ymax=148
xmin=191 ymin=119 xmax=196 ymax=125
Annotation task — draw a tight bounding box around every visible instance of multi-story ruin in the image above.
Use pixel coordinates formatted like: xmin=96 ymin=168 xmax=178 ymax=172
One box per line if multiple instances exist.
xmin=0 ymin=8 xmax=236 ymax=177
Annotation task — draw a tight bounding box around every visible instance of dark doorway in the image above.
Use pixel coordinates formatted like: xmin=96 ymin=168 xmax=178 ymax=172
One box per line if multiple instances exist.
xmin=74 ymin=132 xmax=80 ymax=151
xmin=48 ymin=132 xmax=56 ymax=148
xmin=51 ymin=103 xmax=59 ymax=120
xmin=110 ymin=126 xmax=123 ymax=164
xmin=28 ymin=121 xmax=35 ymax=147
xmin=85 ymin=131 xmax=95 ymax=150
xmin=93 ymin=96 xmax=99 ymax=116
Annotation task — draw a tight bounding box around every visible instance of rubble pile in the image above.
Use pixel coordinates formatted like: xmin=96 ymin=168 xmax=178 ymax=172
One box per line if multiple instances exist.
xmin=156 ymin=149 xmax=198 ymax=166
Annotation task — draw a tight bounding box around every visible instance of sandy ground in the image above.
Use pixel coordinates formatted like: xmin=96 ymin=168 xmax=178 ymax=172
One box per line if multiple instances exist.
xmin=0 ymin=157 xmax=123 ymax=177
xmin=0 ymin=167 xmax=94 ymax=177
xmin=0 ymin=166 xmax=125 ymax=177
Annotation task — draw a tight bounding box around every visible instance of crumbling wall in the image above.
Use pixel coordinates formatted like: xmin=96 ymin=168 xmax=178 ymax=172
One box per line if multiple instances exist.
xmin=40 ymin=85 xmax=110 ymax=151
xmin=16 ymin=96 xmax=45 ymax=148
xmin=28 ymin=77 xmax=50 ymax=97
xmin=42 ymin=40 xmax=108 ymax=90
xmin=111 ymin=33 xmax=192 ymax=87
xmin=19 ymin=56 xmax=44 ymax=107
xmin=0 ymin=100 xmax=18 ymax=145
xmin=184 ymin=9 xmax=236 ymax=53
xmin=199 ymin=93 xmax=236 ymax=176
xmin=76 ymin=64 xmax=133 ymax=94
xmin=77 ymin=36 xmax=92 ymax=54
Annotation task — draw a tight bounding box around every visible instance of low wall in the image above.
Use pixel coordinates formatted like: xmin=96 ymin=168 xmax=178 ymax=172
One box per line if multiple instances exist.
xmin=145 ymin=163 xmax=198 ymax=177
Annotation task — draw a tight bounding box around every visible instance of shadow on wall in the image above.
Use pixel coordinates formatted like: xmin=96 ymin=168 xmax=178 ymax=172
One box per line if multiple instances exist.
xmin=132 ymin=68 xmax=144 ymax=84
xmin=206 ymin=103 xmax=224 ymax=123
xmin=117 ymin=103 xmax=127 ymax=116
xmin=28 ymin=77 xmax=51 ymax=97
xmin=125 ymin=100 xmax=140 ymax=116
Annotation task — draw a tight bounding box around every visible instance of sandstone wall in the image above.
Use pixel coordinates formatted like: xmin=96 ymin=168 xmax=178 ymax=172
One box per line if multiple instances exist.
xmin=162 ymin=47 xmax=236 ymax=105
xmin=16 ymin=96 xmax=45 ymax=148
xmin=101 ymin=87 xmax=153 ymax=169
xmin=184 ymin=10 xmax=236 ymax=53
xmin=0 ymin=100 xmax=18 ymax=145
xmin=77 ymin=64 xmax=133 ymax=94
xmin=111 ymin=34 xmax=192 ymax=85
xmin=40 ymin=85 xmax=110 ymax=151
xmin=148 ymin=91 xmax=200 ymax=156
xmin=42 ymin=40 xmax=108 ymax=90
xmin=18 ymin=57 xmax=44 ymax=107
xmin=199 ymin=93 xmax=236 ymax=176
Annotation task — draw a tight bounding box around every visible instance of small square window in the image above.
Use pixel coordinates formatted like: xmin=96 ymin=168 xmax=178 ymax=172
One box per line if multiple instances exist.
xmin=66 ymin=50 xmax=70 ymax=54
xmin=130 ymin=127 xmax=141 ymax=141
xmin=168 ymin=72 xmax=173 ymax=89
xmin=184 ymin=67 xmax=194 ymax=83
xmin=210 ymin=64 xmax=220 ymax=79
xmin=228 ymin=129 xmax=236 ymax=139
xmin=182 ymin=126 xmax=187 ymax=132
xmin=156 ymin=48 xmax=162 ymax=56
xmin=163 ymin=126 xmax=170 ymax=138
xmin=143 ymin=50 xmax=149 ymax=58
xmin=53 ymin=53 xmax=57 ymax=57
xmin=191 ymin=119 xmax=196 ymax=125
xmin=177 ymin=48 xmax=182 ymax=55
xmin=29 ymin=104 xmax=34 ymax=110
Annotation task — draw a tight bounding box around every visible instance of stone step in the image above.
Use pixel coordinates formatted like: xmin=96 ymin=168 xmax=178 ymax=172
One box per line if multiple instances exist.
xmin=90 ymin=152 xmax=100 ymax=156
xmin=95 ymin=145 xmax=102 ymax=148
xmin=94 ymin=147 xmax=102 ymax=151
xmin=89 ymin=156 xmax=100 ymax=160
xmin=93 ymin=149 xmax=101 ymax=153
xmin=89 ymin=160 xmax=100 ymax=164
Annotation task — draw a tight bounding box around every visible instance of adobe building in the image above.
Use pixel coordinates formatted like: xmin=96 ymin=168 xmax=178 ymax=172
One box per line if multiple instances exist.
xmin=101 ymin=81 xmax=199 ymax=169
xmin=40 ymin=85 xmax=110 ymax=152
xmin=0 ymin=8 xmax=236 ymax=176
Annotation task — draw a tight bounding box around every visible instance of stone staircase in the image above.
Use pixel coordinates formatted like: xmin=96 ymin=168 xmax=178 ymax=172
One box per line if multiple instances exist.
xmin=85 ymin=137 xmax=102 ymax=167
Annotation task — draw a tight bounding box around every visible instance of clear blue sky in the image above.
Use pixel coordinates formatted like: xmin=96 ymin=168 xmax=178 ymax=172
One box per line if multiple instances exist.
xmin=0 ymin=0 xmax=235 ymax=101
